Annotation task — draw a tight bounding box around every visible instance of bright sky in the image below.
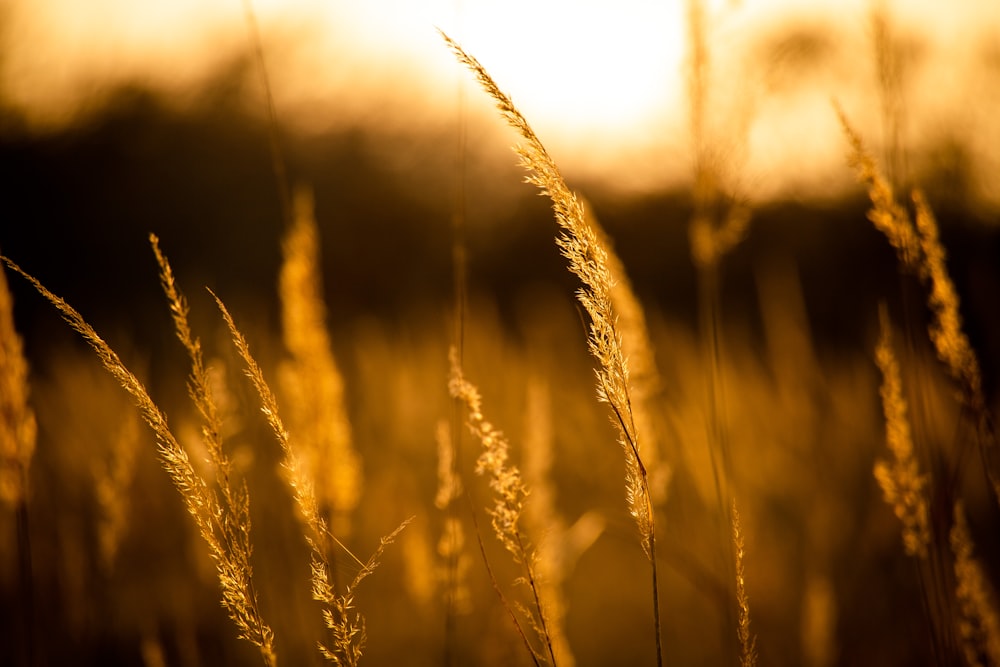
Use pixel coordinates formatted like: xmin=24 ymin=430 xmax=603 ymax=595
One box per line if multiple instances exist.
xmin=2 ymin=0 xmax=998 ymax=205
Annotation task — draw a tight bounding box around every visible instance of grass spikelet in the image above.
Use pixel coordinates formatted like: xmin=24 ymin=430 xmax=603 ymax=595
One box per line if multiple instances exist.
xmin=0 ymin=260 xmax=36 ymax=510
xmin=588 ymin=208 xmax=671 ymax=506
xmin=448 ymin=349 xmax=528 ymax=561
xmin=150 ymin=237 xmax=278 ymax=665
xmin=910 ymin=189 xmax=1000 ymax=510
xmin=731 ymin=500 xmax=757 ymax=667
xmin=872 ymin=305 xmax=930 ymax=559
xmin=213 ymin=289 xmax=409 ymax=666
xmin=448 ymin=348 xmax=556 ymax=666
xmin=950 ymin=501 xmax=1000 ymax=667
xmin=2 ymin=253 xmax=278 ymax=666
xmin=440 ymin=30 xmax=663 ymax=663
xmin=911 ymin=190 xmax=984 ymax=406
xmin=834 ymin=104 xmax=921 ymax=269
xmin=279 ymin=186 xmax=361 ymax=537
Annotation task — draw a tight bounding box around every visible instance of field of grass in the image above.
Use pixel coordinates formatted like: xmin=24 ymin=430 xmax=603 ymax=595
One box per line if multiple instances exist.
xmin=2 ymin=3 xmax=1000 ymax=666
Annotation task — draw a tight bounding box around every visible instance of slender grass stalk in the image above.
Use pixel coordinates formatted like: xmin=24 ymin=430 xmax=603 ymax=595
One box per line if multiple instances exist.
xmin=873 ymin=306 xmax=931 ymax=559
xmin=588 ymin=206 xmax=671 ymax=507
xmin=440 ymin=30 xmax=664 ymax=666
xmin=731 ymin=500 xmax=757 ymax=667
xmin=449 ymin=349 xmax=557 ymax=666
xmin=685 ymin=2 xmax=751 ymax=658
xmin=872 ymin=304 xmax=957 ymax=662
xmin=910 ymin=190 xmax=991 ymax=444
xmin=834 ymin=104 xmax=921 ymax=269
xmin=837 ymin=108 xmax=977 ymax=661
xmin=240 ymin=0 xmax=292 ymax=227
xmin=467 ymin=498 xmax=543 ymax=667
xmin=151 ymin=236 xmax=278 ymax=666
xmin=213 ymin=289 xmax=409 ymax=666
xmin=3 ymin=253 xmax=278 ymax=667
xmin=837 ymin=112 xmax=1000 ymax=663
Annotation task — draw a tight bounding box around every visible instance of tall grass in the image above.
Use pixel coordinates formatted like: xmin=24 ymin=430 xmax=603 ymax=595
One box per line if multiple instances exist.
xmin=449 ymin=348 xmax=556 ymax=666
xmin=2 ymin=250 xmax=279 ymax=666
xmin=4 ymin=5 xmax=1000 ymax=666
xmin=440 ymin=30 xmax=665 ymax=666
xmin=216 ymin=281 xmax=409 ymax=667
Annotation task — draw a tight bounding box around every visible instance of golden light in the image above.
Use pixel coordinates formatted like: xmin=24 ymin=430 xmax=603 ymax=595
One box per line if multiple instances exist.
xmin=1 ymin=0 xmax=999 ymax=202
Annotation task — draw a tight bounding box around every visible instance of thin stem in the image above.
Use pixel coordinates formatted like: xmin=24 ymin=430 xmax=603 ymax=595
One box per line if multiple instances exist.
xmin=467 ymin=495 xmax=542 ymax=667
xmin=240 ymin=0 xmax=292 ymax=228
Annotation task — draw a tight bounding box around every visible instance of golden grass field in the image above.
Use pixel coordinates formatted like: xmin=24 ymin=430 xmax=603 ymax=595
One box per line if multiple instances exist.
xmin=2 ymin=2 xmax=1000 ymax=665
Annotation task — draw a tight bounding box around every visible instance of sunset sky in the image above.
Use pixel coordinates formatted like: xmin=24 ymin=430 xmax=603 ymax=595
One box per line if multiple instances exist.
xmin=2 ymin=0 xmax=998 ymax=205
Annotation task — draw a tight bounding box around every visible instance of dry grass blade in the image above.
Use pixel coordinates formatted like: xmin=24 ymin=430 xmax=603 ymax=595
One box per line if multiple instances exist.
xmin=2 ymin=254 xmax=278 ymax=666
xmin=440 ymin=30 xmax=663 ymax=665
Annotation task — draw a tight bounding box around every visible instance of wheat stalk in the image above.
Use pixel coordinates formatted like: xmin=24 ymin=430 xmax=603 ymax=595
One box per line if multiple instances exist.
xmin=3 ymin=253 xmax=278 ymax=666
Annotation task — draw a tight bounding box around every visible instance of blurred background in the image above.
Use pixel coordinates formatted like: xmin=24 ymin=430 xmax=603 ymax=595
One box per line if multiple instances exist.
xmin=1 ymin=0 xmax=1000 ymax=665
